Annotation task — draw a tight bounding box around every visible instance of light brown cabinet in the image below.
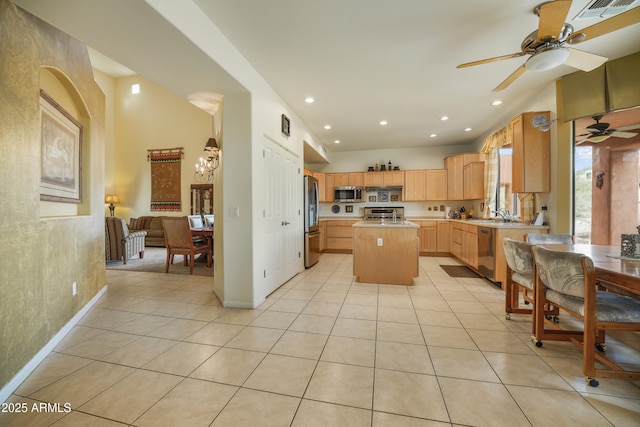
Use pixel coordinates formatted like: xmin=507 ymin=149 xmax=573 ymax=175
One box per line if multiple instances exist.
xmin=463 ymin=162 xmax=484 ymax=199
xmin=437 ymin=221 xmax=450 ymax=252
xmin=324 ymin=220 xmax=358 ymax=252
xmin=450 ymin=222 xmax=462 ymax=258
xmin=333 ymin=173 xmax=349 ymax=187
xmin=449 ymin=222 xmax=478 ymax=268
xmin=319 ymin=220 xmax=326 ymax=252
xmin=324 ymin=174 xmax=335 ymax=202
xmin=510 ymin=112 xmax=550 ymax=193
xmin=445 ymin=153 xmax=484 ymax=200
xmin=419 ymin=221 xmax=437 ymax=253
xmin=315 ymin=173 xmax=327 ymax=202
xmin=460 ymin=224 xmax=478 ymax=269
xmin=426 ymin=169 xmax=448 ymax=200
xmin=364 ymin=171 xmax=404 ymax=187
xmin=404 ymin=170 xmax=426 ymax=201
xmin=348 ymin=172 xmax=364 ymax=187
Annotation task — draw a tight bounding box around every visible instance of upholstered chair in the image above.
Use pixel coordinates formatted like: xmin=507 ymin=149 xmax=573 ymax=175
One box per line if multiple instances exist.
xmin=526 ymin=233 xmax=573 ymax=244
xmin=204 ymin=214 xmax=214 ymax=226
xmin=105 ymin=217 xmax=146 ymax=264
xmin=532 ymin=245 xmax=640 ymax=387
xmin=502 ymin=238 xmax=558 ymax=330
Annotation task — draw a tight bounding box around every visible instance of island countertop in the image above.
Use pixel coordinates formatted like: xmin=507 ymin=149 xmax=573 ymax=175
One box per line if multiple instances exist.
xmin=352 ymin=220 xmax=419 ymax=229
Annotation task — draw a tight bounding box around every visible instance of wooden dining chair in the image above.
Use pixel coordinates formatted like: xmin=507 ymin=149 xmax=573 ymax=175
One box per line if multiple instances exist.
xmin=162 ymin=217 xmax=210 ymax=273
xmin=502 ymin=238 xmax=558 ymax=332
xmin=532 ymin=245 xmax=640 ymax=387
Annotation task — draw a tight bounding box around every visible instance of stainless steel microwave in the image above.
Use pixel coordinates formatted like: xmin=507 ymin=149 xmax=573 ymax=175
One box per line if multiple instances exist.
xmin=334 ymin=186 xmax=364 ymax=203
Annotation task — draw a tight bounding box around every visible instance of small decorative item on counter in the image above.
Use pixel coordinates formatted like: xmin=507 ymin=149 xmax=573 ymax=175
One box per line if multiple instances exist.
xmin=368 ymin=166 xmax=374 ymax=171
xmin=620 ymin=234 xmax=640 ymax=259
xmin=468 ymin=208 xmax=474 ymax=219
xmin=380 ymin=163 xmax=386 ymax=171
xmin=375 ymin=163 xmax=379 ymax=171
xmin=394 ymin=166 xmax=400 ymax=170
xmin=388 ymin=161 xmax=392 ymax=170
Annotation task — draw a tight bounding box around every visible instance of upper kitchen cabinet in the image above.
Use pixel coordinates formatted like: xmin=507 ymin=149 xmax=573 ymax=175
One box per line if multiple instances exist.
xmin=445 ymin=153 xmax=484 ymax=200
xmin=348 ymin=172 xmax=364 ymax=186
xmin=510 ymin=112 xmax=550 ymax=193
xmin=426 ymin=169 xmax=447 ymax=200
xmin=364 ymin=171 xmax=404 ymax=187
xmin=463 ymin=162 xmax=484 ymax=200
xmin=324 ymin=173 xmax=335 ymax=202
xmin=315 ymin=173 xmax=327 ymax=202
xmin=404 ymin=170 xmax=426 ymax=201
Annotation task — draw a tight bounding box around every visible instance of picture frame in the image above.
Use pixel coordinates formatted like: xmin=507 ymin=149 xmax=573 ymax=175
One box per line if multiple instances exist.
xmin=281 ymin=114 xmax=290 ymax=137
xmin=39 ymin=90 xmax=82 ymax=203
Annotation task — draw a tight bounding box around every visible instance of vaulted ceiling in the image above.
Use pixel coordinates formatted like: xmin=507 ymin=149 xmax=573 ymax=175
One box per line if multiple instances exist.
xmin=13 ymin=0 xmax=640 ymax=155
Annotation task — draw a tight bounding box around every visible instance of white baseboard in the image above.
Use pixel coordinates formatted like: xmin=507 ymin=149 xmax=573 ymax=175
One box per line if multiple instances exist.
xmin=0 ymin=286 xmax=108 ymax=404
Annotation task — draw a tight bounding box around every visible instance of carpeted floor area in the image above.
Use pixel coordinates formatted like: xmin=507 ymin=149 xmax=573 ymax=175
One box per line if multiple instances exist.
xmin=106 ymin=247 xmax=213 ymax=277
xmin=439 ymin=264 xmax=481 ymax=278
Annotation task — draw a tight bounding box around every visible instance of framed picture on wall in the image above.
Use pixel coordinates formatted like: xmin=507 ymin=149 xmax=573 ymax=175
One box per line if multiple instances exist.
xmin=281 ymin=114 xmax=290 ymax=137
xmin=39 ymin=89 xmax=82 ymax=203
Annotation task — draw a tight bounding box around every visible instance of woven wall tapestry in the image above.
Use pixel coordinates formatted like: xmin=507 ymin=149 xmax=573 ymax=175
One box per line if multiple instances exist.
xmin=148 ymin=148 xmax=183 ymax=211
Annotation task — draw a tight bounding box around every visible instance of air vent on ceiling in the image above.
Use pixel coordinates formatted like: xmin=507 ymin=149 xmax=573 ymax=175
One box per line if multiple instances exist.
xmin=574 ymin=0 xmax=639 ymax=19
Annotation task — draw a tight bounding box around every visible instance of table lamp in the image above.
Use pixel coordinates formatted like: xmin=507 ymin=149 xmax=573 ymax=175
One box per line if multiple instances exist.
xmin=105 ymin=194 xmax=120 ymax=217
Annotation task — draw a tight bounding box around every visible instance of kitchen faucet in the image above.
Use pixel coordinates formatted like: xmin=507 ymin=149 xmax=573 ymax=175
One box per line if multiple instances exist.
xmin=492 ymin=208 xmax=512 ymax=222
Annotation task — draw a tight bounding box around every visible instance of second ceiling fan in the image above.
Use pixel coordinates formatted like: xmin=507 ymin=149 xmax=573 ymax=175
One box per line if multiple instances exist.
xmin=457 ymin=1 xmax=640 ymax=92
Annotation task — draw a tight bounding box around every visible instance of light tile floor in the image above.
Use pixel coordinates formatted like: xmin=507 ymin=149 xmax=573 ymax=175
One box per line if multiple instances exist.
xmin=2 ymin=254 xmax=640 ymax=426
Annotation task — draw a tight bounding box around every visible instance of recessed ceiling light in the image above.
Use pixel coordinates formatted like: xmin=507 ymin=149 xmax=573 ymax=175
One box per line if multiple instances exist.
xmin=465 ymin=127 xmax=472 ymax=132
xmin=323 ymin=125 xmax=332 ymax=130
xmin=334 ymin=140 xmax=340 ymax=144
xmin=304 ymin=97 xmax=315 ymax=103
xmin=440 ymin=116 xmax=449 ymax=121
xmin=491 ymin=100 xmax=503 ymax=106
xmin=430 ymin=133 xmax=437 ymax=138
xmin=379 ymin=120 xmax=388 ymax=126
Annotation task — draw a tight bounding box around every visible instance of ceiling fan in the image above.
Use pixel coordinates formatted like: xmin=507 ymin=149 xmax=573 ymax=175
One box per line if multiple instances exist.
xmin=457 ymin=1 xmax=640 ymax=92
xmin=576 ymin=115 xmax=640 ymax=143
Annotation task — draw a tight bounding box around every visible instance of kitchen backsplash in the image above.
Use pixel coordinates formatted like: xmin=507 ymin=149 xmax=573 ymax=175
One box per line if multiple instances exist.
xmin=319 ymin=200 xmax=485 ymax=218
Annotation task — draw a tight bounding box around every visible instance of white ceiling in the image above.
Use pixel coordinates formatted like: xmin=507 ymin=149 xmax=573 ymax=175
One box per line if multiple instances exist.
xmin=13 ymin=0 xmax=640 ymax=157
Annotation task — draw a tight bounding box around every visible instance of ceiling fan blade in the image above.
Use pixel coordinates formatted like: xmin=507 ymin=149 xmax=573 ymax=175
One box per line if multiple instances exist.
xmin=610 ymin=131 xmax=638 ymax=138
xmin=614 ymin=124 xmax=640 ymax=132
xmin=493 ymin=64 xmax=527 ymax=92
xmin=568 ymin=6 xmax=640 ymax=44
xmin=457 ymin=52 xmax=526 ymax=69
xmin=564 ymin=48 xmax=608 ymax=71
xmin=537 ymin=0 xmax=572 ymax=42
xmin=588 ymin=134 xmax=612 ymax=143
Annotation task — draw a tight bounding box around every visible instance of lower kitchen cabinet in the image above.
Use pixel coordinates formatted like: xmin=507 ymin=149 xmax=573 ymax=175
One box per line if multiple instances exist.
xmin=419 ymin=222 xmax=437 ymax=253
xmin=324 ymin=220 xmax=358 ymax=253
xmin=437 ymin=221 xmax=449 ymax=252
xmin=450 ymin=222 xmax=462 ymax=259
xmin=319 ymin=220 xmax=326 ymax=252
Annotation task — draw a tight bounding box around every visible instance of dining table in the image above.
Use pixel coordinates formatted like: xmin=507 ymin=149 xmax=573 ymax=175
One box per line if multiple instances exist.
xmin=542 ymin=244 xmax=640 ymax=297
xmin=191 ymin=226 xmax=213 ymax=265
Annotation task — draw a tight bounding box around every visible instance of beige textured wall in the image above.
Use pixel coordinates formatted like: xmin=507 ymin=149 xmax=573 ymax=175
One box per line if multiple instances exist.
xmin=110 ymin=75 xmax=213 ymax=221
xmin=0 ymin=1 xmax=106 ymax=389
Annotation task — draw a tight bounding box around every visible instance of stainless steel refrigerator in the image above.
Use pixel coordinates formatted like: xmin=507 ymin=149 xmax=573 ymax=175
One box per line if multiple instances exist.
xmin=304 ymin=175 xmax=320 ymax=267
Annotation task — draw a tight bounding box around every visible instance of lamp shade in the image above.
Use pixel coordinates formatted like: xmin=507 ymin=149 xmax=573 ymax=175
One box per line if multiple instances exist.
xmin=204 ymin=138 xmax=219 ymax=151
xmin=525 ymin=47 xmax=570 ymax=72
xmin=105 ymin=194 xmax=120 ymax=204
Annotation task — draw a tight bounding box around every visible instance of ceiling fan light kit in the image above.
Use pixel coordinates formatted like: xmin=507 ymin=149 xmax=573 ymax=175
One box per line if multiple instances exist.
xmin=525 ymin=47 xmax=570 ymax=71
xmin=456 ymin=1 xmax=639 ymax=91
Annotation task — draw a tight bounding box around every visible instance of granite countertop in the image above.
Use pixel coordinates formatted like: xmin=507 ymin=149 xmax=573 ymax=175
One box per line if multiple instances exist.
xmin=449 ymin=219 xmax=549 ymax=229
xmin=352 ymin=220 xmax=420 ymax=228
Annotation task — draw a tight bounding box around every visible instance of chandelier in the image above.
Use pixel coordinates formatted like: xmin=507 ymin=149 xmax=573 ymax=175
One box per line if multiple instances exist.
xmin=194 ymin=138 xmax=220 ymax=183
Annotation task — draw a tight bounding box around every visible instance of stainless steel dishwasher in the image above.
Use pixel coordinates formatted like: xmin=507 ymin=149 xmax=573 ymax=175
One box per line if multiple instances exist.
xmin=477 ymin=226 xmax=495 ymax=281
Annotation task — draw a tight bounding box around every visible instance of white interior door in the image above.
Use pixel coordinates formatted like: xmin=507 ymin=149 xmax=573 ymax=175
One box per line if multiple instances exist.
xmin=263 ymin=138 xmax=301 ymax=296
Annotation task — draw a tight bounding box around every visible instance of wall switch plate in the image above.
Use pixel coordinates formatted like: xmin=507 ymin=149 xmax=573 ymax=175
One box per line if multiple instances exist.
xmin=230 ymin=206 xmax=240 ymax=217
xmin=377 ymin=238 xmax=383 ymax=246
xmin=72 ymin=282 xmax=77 ymax=296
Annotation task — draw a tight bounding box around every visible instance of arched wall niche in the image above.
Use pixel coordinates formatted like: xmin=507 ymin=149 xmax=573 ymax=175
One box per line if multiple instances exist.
xmin=39 ymin=66 xmax=92 ymax=217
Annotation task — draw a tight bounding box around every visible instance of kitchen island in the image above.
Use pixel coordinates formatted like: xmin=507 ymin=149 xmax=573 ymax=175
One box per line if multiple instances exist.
xmin=352 ymin=221 xmax=419 ymax=285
